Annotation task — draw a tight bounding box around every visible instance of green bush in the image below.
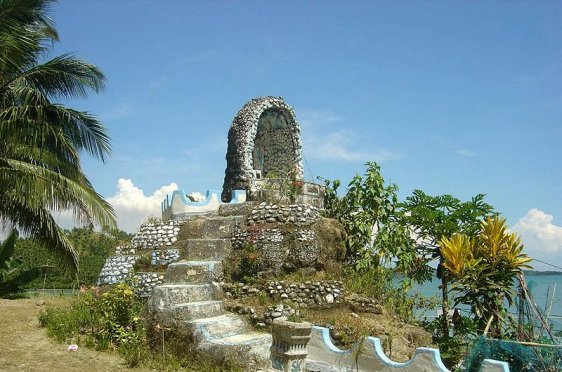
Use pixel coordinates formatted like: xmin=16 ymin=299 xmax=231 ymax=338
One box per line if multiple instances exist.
xmin=39 ymin=283 xmax=149 ymax=366
xmin=15 ymin=227 xmax=131 ymax=289
xmin=226 ymin=243 xmax=264 ymax=284
xmin=39 ymin=283 xmax=246 ymax=369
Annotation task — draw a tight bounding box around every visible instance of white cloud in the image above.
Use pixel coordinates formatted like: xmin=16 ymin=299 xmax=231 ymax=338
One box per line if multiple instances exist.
xmin=306 ymin=130 xmax=400 ymax=162
xmin=512 ymin=208 xmax=562 ymax=270
xmin=456 ymin=149 xmax=476 ymax=157
xmin=106 ymin=179 xmax=178 ymax=233
xmin=299 ymin=109 xmax=400 ymax=162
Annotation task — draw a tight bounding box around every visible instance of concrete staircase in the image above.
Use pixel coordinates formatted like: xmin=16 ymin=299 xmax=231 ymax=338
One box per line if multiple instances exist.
xmin=148 ymin=212 xmax=272 ymax=370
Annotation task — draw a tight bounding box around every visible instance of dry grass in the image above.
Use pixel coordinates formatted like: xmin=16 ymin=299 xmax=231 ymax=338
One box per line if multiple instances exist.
xmin=0 ymin=296 xmax=149 ymax=372
xmin=229 ymin=294 xmax=433 ymax=363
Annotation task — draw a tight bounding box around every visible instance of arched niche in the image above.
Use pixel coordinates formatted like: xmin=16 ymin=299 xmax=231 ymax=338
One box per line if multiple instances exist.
xmin=221 ymin=96 xmax=303 ymax=202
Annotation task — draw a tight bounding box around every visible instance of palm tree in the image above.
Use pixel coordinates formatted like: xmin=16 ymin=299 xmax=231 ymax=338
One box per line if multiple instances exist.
xmin=0 ymin=0 xmax=116 ymax=271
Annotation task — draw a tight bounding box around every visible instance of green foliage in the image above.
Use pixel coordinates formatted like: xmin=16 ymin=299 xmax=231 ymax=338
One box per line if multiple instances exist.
xmin=322 ymin=162 xmax=412 ymax=273
xmin=423 ymin=313 xmax=479 ymax=368
xmin=440 ymin=216 xmax=532 ymax=336
xmin=400 ymin=189 xmax=495 ymax=351
xmin=40 ymin=284 xmax=246 ymax=370
xmin=39 ymin=283 xmax=149 ymax=366
xmin=13 ymin=226 xmax=128 ymax=289
xmin=0 ymin=229 xmax=42 ymax=296
xmin=0 ymin=229 xmax=18 ymax=281
xmin=399 ymin=190 xmax=495 ymax=281
xmin=228 ymin=243 xmax=263 ymax=284
xmin=0 ymin=0 xmax=116 ymax=272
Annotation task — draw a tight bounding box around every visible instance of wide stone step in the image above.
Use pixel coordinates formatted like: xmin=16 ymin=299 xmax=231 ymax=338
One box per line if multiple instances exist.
xmin=199 ymin=331 xmax=272 ymax=369
xmin=178 ymin=216 xmax=243 ymax=239
xmin=210 ymin=331 xmax=272 ymax=347
xmin=166 ymin=261 xmax=223 ymax=284
xmin=172 ymin=300 xmax=225 ymax=321
xmin=187 ymin=314 xmax=252 ymax=341
xmin=148 ymin=284 xmax=219 ymax=310
xmin=183 ymin=238 xmax=231 ymax=261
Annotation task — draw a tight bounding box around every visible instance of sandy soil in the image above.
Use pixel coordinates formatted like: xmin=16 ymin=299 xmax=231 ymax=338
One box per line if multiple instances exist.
xmin=0 ymin=297 xmax=150 ymax=372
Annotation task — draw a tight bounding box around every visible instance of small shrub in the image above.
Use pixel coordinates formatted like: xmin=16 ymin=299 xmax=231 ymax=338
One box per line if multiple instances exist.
xmin=39 ymin=283 xmax=148 ymax=367
xmin=228 ymin=243 xmax=264 ymax=284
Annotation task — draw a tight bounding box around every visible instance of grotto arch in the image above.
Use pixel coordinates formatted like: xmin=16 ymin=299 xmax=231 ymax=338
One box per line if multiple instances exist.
xmin=221 ymin=96 xmax=304 ymax=202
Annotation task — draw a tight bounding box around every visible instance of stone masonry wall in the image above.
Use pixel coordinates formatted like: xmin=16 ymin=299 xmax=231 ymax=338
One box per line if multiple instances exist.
xmin=222 ymin=280 xmax=345 ymax=308
xmin=131 ymin=220 xmax=182 ymax=249
xmin=246 ymin=202 xmax=320 ymax=225
xmin=222 ymin=96 xmax=304 ymax=202
xmin=229 ymin=202 xmax=329 ymax=274
xmin=97 ymin=220 xmax=183 ymax=296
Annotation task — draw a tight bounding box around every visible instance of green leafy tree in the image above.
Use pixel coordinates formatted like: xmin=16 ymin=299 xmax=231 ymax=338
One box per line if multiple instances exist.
xmin=399 ymin=190 xmax=494 ymax=356
xmin=323 ymin=162 xmax=412 ymax=272
xmin=440 ymin=216 xmax=532 ymax=336
xmin=0 ymin=0 xmax=115 ymax=271
xmin=0 ymin=229 xmax=19 ymax=283
xmin=0 ymin=229 xmax=42 ymax=295
xmin=13 ymin=226 xmax=127 ymax=289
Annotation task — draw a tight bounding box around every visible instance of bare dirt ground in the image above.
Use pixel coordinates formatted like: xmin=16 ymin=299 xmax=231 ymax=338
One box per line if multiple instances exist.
xmin=0 ymin=297 xmax=150 ymax=372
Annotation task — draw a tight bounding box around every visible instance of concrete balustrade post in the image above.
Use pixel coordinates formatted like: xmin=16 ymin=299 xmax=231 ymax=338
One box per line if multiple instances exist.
xmin=270 ymin=319 xmax=312 ymax=372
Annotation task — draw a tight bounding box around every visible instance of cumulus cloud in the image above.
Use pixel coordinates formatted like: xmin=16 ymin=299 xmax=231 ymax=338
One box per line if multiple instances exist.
xmin=299 ymin=109 xmax=400 ymax=162
xmin=512 ymin=208 xmax=562 ymax=270
xmin=307 ymin=130 xmax=400 ymax=162
xmin=106 ymin=179 xmax=178 ymax=233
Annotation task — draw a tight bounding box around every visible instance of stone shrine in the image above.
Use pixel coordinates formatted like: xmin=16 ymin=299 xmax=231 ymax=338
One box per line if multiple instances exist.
xmin=97 ymin=96 xmax=510 ymax=372
xmin=221 ymin=96 xmax=304 ymax=203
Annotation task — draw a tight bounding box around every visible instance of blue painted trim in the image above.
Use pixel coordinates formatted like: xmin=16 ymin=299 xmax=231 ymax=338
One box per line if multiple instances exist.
xmin=369 ymin=338 xmax=450 ymax=371
xmin=311 ymin=326 xmax=354 ymax=357
xmin=311 ymin=326 xmax=451 ymax=371
xmin=171 ymin=189 xmax=220 ymax=207
xmin=229 ymin=189 xmax=246 ymax=204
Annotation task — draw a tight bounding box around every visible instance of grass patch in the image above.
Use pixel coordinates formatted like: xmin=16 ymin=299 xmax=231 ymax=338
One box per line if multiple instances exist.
xmin=38 ymin=284 xmax=245 ymax=370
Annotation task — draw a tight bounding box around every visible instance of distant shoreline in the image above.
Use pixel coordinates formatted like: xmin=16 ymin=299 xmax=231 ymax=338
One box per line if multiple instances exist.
xmin=523 ymin=270 xmax=562 ymax=276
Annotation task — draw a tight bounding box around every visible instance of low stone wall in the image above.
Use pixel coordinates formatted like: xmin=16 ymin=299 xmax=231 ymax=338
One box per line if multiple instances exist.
xmin=151 ymin=249 xmax=180 ymax=266
xmin=222 ymin=280 xmax=345 ymax=308
xmin=346 ymin=293 xmax=383 ymax=314
xmin=131 ymin=220 xmax=182 ymax=249
xmin=247 ymin=202 xmax=320 ymax=225
xmin=225 ymin=302 xmax=300 ymax=329
xmin=97 ymin=256 xmax=136 ymax=285
xmin=136 ymin=272 xmax=166 ymax=297
xmin=97 ymin=220 xmax=183 ymax=295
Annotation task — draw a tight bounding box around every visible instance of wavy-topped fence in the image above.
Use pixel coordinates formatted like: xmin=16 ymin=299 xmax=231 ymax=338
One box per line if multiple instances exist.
xmin=161 ymin=189 xmax=246 ymax=221
xmin=306 ymin=326 xmax=510 ymax=372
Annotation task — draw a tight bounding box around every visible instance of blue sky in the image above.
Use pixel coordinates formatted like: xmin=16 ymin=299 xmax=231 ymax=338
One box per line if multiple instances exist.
xmin=50 ymin=1 xmax=562 ymax=269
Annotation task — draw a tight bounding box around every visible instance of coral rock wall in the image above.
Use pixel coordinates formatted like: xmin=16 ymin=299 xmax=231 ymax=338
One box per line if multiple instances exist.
xmin=222 ymin=96 xmax=304 ymax=202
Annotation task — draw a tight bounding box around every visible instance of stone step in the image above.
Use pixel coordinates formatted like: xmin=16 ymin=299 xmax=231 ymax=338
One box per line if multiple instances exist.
xmin=199 ymin=331 xmax=272 ymax=369
xmin=182 ymin=238 xmax=231 ymax=261
xmin=172 ymin=300 xmax=225 ymax=321
xmin=166 ymin=261 xmax=223 ymax=284
xmin=218 ymin=201 xmax=255 ymax=216
xmin=148 ymin=284 xmax=219 ymax=310
xmin=187 ymin=314 xmax=252 ymax=341
xmin=178 ymin=216 xmax=243 ymax=240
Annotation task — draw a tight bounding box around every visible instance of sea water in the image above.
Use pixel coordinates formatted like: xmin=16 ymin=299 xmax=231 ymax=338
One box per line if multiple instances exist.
xmin=409 ymin=274 xmax=562 ymax=332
